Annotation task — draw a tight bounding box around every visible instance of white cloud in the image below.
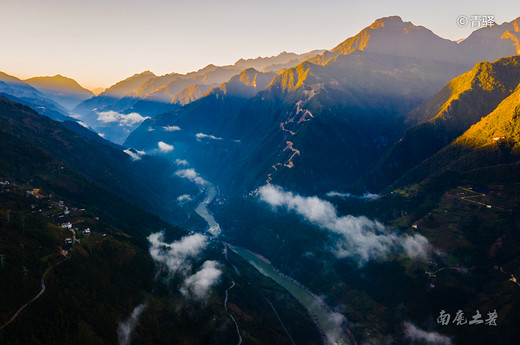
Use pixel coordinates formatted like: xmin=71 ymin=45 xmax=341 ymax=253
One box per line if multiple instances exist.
xmin=196 ymin=133 xmax=222 ymax=140
xmin=97 ymin=111 xmax=122 ymax=123
xmin=402 ymin=234 xmax=431 ymax=260
xmin=163 ymin=125 xmax=181 ymax=131
xmin=259 ymin=185 xmax=431 ymax=264
xmin=326 ymin=191 xmax=380 ymax=201
xmin=181 ymin=260 xmax=222 ymax=300
xmin=97 ymin=110 xmax=149 ymax=127
xmin=403 ymin=322 xmax=452 ymax=345
xmin=323 ymin=310 xmax=347 ymax=345
xmin=118 ymin=303 xmax=147 ymax=345
xmin=121 ymin=112 xmax=150 ymax=126
xmin=147 ymin=232 xmax=222 ymax=301
xmin=175 ymin=168 xmax=208 ymax=185
xmin=326 ymin=191 xmax=351 ymax=198
xmin=158 ymin=141 xmax=174 ymax=153
xmin=77 ymin=121 xmax=90 ymax=128
xmin=123 ymin=148 xmax=145 ymax=161
xmin=175 ymin=159 xmax=189 ymax=166
xmin=147 ymin=232 xmax=208 ymax=274
xmin=177 ymin=194 xmax=192 ymax=202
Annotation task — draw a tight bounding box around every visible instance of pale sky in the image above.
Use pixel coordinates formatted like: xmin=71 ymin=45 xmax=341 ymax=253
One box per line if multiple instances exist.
xmin=1 ymin=0 xmax=518 ymax=90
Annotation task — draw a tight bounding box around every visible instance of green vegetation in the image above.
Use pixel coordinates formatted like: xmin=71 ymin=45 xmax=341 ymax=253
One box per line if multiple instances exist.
xmin=2 ymin=16 xmax=520 ymax=345
xmin=356 ymin=55 xmax=520 ymax=192
xmin=0 ymin=96 xmax=325 ymax=344
xmin=0 ymin=180 xmax=155 ymax=345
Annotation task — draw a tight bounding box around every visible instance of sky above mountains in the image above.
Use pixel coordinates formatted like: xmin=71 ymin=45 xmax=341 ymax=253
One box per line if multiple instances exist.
xmin=1 ymin=0 xmax=518 ymax=90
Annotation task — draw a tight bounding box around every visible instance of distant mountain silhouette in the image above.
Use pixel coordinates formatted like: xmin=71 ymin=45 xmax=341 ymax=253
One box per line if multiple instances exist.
xmin=124 ymin=16 xmax=520 ymax=195
xmin=24 ymin=74 xmax=94 ymax=110
xmin=70 ymin=49 xmax=328 ymax=143
xmin=234 ymin=50 xmax=325 ymax=72
xmin=0 ymin=72 xmax=73 ymax=121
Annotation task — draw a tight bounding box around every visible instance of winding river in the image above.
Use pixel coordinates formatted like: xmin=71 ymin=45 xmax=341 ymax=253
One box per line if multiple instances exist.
xmin=194 ymin=184 xmax=353 ymax=345
xmin=194 ymin=184 xmax=221 ymax=236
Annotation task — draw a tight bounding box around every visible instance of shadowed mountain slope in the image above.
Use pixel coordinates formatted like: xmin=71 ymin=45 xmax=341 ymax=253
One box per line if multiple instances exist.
xmin=356 ymin=55 xmax=520 ymax=192
xmin=24 ymin=75 xmax=94 ymax=110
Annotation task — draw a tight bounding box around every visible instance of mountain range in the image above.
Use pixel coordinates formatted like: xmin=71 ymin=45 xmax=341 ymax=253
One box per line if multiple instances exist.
xmin=69 ymin=50 xmax=326 ymax=143
xmin=390 ymin=55 xmax=520 ymax=190
xmin=1 ymin=14 xmax=520 ymax=345
xmin=24 ymin=75 xmax=94 ymax=110
xmin=0 ymin=93 xmax=328 ymax=345
xmin=125 ymin=16 xmax=520 ymax=195
xmin=0 ymin=72 xmax=74 ymax=122
xmin=357 ymin=54 xmax=520 ymax=191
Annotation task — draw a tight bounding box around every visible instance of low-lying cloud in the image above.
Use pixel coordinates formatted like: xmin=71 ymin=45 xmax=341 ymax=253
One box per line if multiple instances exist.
xmin=326 ymin=191 xmax=380 ymax=201
xmin=196 ymin=133 xmax=222 ymax=140
xmin=123 ymin=148 xmax=146 ymax=161
xmin=158 ymin=141 xmax=174 ymax=153
xmin=163 ymin=125 xmax=181 ymax=131
xmin=177 ymin=194 xmax=192 ymax=202
xmin=147 ymin=232 xmax=222 ymax=301
xmin=181 ymin=260 xmax=222 ymax=300
xmin=77 ymin=120 xmax=90 ymax=128
xmin=259 ymin=185 xmax=430 ymax=264
xmin=175 ymin=159 xmax=189 ymax=166
xmin=326 ymin=312 xmax=348 ymax=345
xmin=118 ymin=303 xmax=147 ymax=345
xmin=175 ymin=168 xmax=208 ymax=185
xmin=403 ymin=322 xmax=452 ymax=345
xmin=97 ymin=110 xmax=150 ymax=127
xmin=148 ymin=232 xmax=207 ymax=274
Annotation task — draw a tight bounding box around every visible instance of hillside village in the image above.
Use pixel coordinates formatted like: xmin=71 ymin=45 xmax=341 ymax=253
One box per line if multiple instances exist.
xmin=0 ymin=178 xmax=108 ymax=258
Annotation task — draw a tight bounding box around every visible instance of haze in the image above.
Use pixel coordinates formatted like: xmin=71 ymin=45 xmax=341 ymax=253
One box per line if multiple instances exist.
xmin=1 ymin=0 xmax=516 ymax=90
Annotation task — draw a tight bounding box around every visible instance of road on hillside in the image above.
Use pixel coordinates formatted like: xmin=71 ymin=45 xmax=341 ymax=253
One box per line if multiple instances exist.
xmin=0 ymin=258 xmax=68 ymax=332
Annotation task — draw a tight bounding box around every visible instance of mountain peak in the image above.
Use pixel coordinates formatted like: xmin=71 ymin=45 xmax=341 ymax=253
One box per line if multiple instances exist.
xmin=209 ymin=68 xmax=275 ymax=98
xmin=23 ymin=75 xmax=94 ymax=110
xmin=371 ymin=15 xmax=404 ymax=27
xmin=240 ymin=67 xmax=259 ymax=76
xmin=100 ymin=71 xmax=157 ymax=98
xmin=0 ymin=71 xmax=23 ymax=82
xmin=140 ymin=70 xmax=156 ymax=77
xmin=198 ymin=64 xmax=218 ymax=72
xmin=321 ymin=16 xmax=455 ymax=63
xmin=458 ymin=17 xmax=520 ymax=61
xmin=26 ymin=74 xmax=83 ymax=88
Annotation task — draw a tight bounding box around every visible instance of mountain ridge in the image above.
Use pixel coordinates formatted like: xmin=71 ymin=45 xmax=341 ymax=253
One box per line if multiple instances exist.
xmin=125 ymin=16 xmax=520 ymax=196
xmin=354 ymin=55 xmax=520 ymax=192
xmin=25 ymin=74 xmax=94 ymax=110
xmin=0 ymin=72 xmax=74 ymax=122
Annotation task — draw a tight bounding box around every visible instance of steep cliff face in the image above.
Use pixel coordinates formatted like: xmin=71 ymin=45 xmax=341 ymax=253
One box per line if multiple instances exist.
xmin=357 ymin=56 xmax=520 ymax=191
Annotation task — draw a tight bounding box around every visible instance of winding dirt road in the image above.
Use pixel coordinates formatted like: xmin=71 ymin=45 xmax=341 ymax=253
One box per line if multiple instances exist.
xmin=0 ymin=258 xmax=68 ymax=332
